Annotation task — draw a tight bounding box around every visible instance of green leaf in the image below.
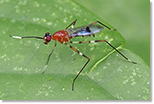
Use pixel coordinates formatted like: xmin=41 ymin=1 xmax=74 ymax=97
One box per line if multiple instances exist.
xmin=76 ymin=0 xmax=150 ymax=66
xmin=0 ymin=0 xmax=150 ymax=100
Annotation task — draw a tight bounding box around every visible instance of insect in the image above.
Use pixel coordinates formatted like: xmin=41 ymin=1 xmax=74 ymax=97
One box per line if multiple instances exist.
xmin=10 ymin=19 xmax=137 ymax=91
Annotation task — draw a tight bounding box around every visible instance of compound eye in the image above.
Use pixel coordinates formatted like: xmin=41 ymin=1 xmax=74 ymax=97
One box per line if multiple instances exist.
xmin=46 ymin=35 xmax=52 ymax=42
xmin=43 ymin=32 xmax=52 ymax=44
xmin=45 ymin=32 xmax=50 ymax=37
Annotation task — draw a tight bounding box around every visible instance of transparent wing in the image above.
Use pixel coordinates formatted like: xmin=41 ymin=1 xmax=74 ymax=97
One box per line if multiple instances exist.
xmin=68 ymin=25 xmax=104 ymax=37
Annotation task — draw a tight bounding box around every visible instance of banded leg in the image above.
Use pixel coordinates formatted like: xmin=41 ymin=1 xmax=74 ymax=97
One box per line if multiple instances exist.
xmin=65 ymin=43 xmax=90 ymax=91
xmin=65 ymin=19 xmax=77 ymax=33
xmin=69 ymin=40 xmax=137 ymax=64
xmin=42 ymin=41 xmax=57 ymax=74
xmin=86 ymin=21 xmax=116 ymax=31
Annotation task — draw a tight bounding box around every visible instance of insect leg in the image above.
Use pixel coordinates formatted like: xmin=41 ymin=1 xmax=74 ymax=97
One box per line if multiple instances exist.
xmin=87 ymin=21 xmax=116 ymax=31
xmin=42 ymin=41 xmax=57 ymax=74
xmin=65 ymin=43 xmax=90 ymax=91
xmin=65 ymin=19 xmax=77 ymax=30
xmin=69 ymin=40 xmax=137 ymax=64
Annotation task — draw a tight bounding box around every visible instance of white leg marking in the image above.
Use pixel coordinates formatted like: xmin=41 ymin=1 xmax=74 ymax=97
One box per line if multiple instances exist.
xmin=72 ymin=41 xmax=79 ymax=43
xmin=79 ymin=52 xmax=83 ymax=56
xmin=90 ymin=40 xmax=95 ymax=43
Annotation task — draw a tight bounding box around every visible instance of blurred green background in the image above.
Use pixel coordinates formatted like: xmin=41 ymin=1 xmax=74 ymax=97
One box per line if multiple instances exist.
xmin=76 ymin=0 xmax=150 ymax=66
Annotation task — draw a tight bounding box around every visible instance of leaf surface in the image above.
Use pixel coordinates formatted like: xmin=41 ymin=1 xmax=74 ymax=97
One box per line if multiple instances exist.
xmin=0 ymin=0 xmax=150 ymax=100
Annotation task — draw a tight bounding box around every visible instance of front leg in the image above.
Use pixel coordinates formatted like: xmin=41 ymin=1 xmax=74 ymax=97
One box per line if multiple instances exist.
xmin=42 ymin=41 xmax=57 ymax=74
